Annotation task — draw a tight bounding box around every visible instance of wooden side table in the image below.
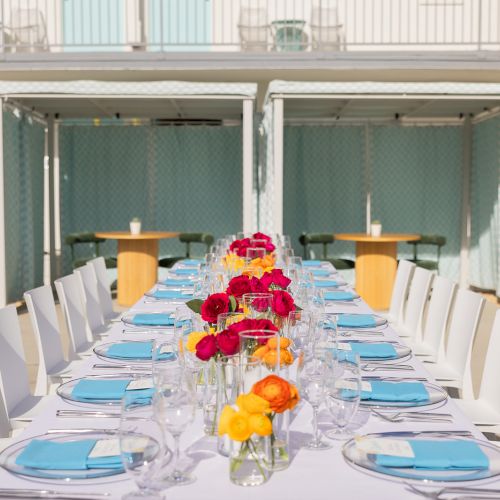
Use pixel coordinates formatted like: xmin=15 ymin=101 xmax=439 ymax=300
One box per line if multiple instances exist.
xmin=334 ymin=233 xmax=420 ymax=310
xmin=95 ymin=231 xmax=179 ymax=306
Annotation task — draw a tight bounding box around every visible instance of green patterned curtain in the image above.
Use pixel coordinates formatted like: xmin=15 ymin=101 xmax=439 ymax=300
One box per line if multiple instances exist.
xmin=60 ymin=124 xmax=242 ymax=274
xmin=3 ymin=111 xmax=45 ymax=302
xmin=371 ymin=125 xmax=463 ymax=281
xmin=471 ymin=117 xmax=500 ymax=296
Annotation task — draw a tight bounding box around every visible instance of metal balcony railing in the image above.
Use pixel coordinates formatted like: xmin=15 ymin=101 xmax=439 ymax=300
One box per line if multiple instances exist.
xmin=1 ymin=0 xmax=499 ymax=54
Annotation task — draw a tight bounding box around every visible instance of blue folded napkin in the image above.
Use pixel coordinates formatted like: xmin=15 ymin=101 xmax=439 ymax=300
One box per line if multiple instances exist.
xmin=324 ymin=291 xmax=354 ymax=301
xmin=71 ymin=379 xmax=154 ymax=403
xmin=163 ymin=279 xmax=194 ymax=287
xmin=313 ymin=280 xmax=339 ymax=288
xmin=361 ymin=381 xmax=429 ymax=402
xmin=303 ymin=260 xmax=323 ymax=267
xmin=151 ymin=290 xmax=193 ymax=300
xmin=374 ymin=439 xmax=489 ymax=470
xmin=107 ymin=341 xmax=153 ymax=359
xmin=179 ymin=259 xmax=202 ymax=266
xmin=132 ymin=313 xmax=174 ymax=326
xmin=172 ymin=268 xmax=199 ymax=276
xmin=338 ymin=314 xmax=377 ymax=328
xmin=16 ymin=439 xmax=123 ymax=470
xmin=311 ymin=269 xmax=331 ymax=277
xmin=349 ymin=342 xmax=397 ymax=359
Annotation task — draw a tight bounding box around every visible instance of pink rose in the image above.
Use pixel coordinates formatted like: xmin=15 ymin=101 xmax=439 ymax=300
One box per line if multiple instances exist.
xmin=216 ymin=329 xmax=240 ymax=356
xmin=260 ymin=269 xmax=291 ymax=290
xmin=195 ymin=334 xmax=218 ymax=361
xmin=230 ymin=238 xmax=251 ymax=257
xmin=249 ymin=276 xmax=268 ymax=293
xmin=201 ymin=293 xmax=230 ymax=324
xmin=272 ymin=290 xmax=296 ymax=318
xmin=253 ymin=232 xmax=272 ymax=242
xmin=227 ymin=318 xmax=278 ymax=345
xmin=264 ymin=242 xmax=276 ymax=253
xmin=226 ymin=275 xmax=252 ymax=299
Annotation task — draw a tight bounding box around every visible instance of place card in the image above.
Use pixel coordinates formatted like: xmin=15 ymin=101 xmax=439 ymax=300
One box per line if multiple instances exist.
xmin=355 ymin=438 xmax=415 ymax=458
xmin=337 ymin=342 xmax=352 ymax=351
xmin=160 ymin=345 xmax=174 ymax=355
xmin=335 ymin=380 xmax=372 ymax=392
xmin=127 ymin=378 xmax=154 ymax=390
xmin=88 ymin=438 xmax=120 ymax=459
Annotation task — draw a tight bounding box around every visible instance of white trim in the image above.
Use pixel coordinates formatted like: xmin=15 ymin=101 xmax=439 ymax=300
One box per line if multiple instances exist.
xmin=1 ymin=94 xmax=253 ymax=101
xmin=271 ymin=93 xmax=500 ymax=101
xmin=53 ymin=121 xmax=62 ymax=279
xmin=364 ymin=124 xmax=372 ymax=235
xmin=0 ymin=100 xmax=6 ymax=307
xmin=43 ymin=124 xmax=51 ymax=286
xmin=459 ymin=115 xmax=472 ymax=289
xmin=273 ymin=98 xmax=284 ymax=235
xmin=242 ymin=99 xmax=254 ymax=233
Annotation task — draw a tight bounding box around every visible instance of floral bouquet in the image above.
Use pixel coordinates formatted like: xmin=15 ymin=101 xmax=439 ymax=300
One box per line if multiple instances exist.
xmin=229 ymin=232 xmax=276 ymax=258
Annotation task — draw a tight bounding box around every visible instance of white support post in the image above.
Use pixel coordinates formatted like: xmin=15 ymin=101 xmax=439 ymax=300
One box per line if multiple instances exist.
xmin=459 ymin=116 xmax=472 ymax=288
xmin=242 ymin=98 xmax=254 ymax=233
xmin=43 ymin=122 xmax=51 ymax=286
xmin=53 ymin=121 xmax=62 ymax=279
xmin=364 ymin=123 xmax=372 ymax=234
xmin=273 ymin=98 xmax=284 ymax=235
xmin=0 ymin=99 xmax=6 ymax=306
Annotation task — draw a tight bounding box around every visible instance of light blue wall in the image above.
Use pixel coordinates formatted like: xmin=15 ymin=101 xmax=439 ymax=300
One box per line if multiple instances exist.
xmin=59 ymin=124 xmax=242 ymax=273
xmin=3 ymin=111 xmax=45 ymax=302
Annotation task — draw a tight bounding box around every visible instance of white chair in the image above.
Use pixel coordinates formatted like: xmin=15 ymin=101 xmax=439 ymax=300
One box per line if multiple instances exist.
xmin=0 ymin=305 xmax=47 ymax=427
xmin=24 ymin=286 xmax=84 ymax=396
xmin=386 ymin=260 xmax=416 ymax=325
xmin=310 ymin=2 xmax=344 ymax=51
xmin=454 ymin=310 xmax=500 ymax=429
xmin=87 ymin=257 xmax=119 ymax=321
xmin=238 ymin=6 xmax=268 ymax=52
xmin=424 ymin=289 xmax=484 ymax=394
xmin=9 ymin=9 xmax=48 ymax=52
xmin=55 ymin=274 xmax=95 ymax=359
xmin=397 ymin=267 xmax=434 ymax=339
xmin=74 ymin=265 xmax=110 ymax=337
xmin=411 ymin=276 xmax=457 ymax=362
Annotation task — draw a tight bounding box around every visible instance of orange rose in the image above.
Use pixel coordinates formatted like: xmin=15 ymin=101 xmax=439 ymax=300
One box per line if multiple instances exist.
xmin=267 ymin=337 xmax=291 ymax=350
xmin=252 ymin=375 xmax=300 ymax=413
xmin=227 ymin=411 xmax=252 ymax=442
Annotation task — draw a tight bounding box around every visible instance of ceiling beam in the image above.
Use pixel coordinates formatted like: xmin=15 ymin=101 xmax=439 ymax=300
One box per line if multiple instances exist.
xmin=403 ymin=99 xmax=438 ymax=118
xmin=88 ymin=99 xmax=115 ymax=118
xmin=169 ymin=99 xmax=184 ymax=119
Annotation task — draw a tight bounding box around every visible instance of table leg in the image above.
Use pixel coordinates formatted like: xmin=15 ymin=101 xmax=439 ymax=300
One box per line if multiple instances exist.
xmin=354 ymin=241 xmax=397 ymax=310
xmin=117 ymin=239 xmax=159 ymax=306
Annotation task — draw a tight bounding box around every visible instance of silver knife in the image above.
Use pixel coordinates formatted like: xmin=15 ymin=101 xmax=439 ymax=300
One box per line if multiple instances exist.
xmin=0 ymin=490 xmax=110 ymax=499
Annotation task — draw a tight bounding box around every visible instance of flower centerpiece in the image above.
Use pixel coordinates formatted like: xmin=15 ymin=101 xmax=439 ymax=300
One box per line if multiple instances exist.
xmin=229 ymin=232 xmax=276 ymax=258
xmin=219 ymin=375 xmax=299 ymax=485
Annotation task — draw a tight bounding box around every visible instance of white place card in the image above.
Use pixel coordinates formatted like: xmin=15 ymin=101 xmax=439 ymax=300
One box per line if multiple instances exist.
xmin=160 ymin=345 xmax=174 ymax=355
xmin=88 ymin=439 xmax=120 ymax=459
xmin=335 ymin=380 xmax=372 ymax=392
xmin=127 ymin=378 xmax=154 ymax=390
xmin=355 ymin=438 xmax=415 ymax=458
xmin=337 ymin=342 xmax=352 ymax=351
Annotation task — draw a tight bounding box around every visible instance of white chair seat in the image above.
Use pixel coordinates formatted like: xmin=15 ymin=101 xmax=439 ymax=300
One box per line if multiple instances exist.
xmin=407 ymin=339 xmax=436 ymax=359
xmin=424 ymin=361 xmax=461 ymax=385
xmin=10 ymin=394 xmax=48 ymax=427
xmin=455 ymin=399 xmax=500 ymax=427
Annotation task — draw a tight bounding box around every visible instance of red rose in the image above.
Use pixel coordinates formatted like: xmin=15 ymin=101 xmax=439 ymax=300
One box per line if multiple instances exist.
xmin=253 ymin=232 xmax=272 ymax=242
xmin=264 ymin=242 xmax=276 ymax=253
xmin=216 ymin=329 xmax=240 ymax=356
xmin=226 ymin=275 xmax=252 ymax=299
xmin=260 ymin=269 xmax=291 ymax=290
xmin=227 ymin=318 xmax=278 ymax=344
xmin=253 ymin=318 xmax=279 ymax=332
xmin=272 ymin=290 xmax=296 ymax=318
xmin=201 ymin=293 xmax=230 ymax=324
xmin=230 ymin=238 xmax=251 ymax=257
xmin=249 ymin=276 xmax=268 ymax=293
xmin=195 ymin=334 xmax=218 ymax=361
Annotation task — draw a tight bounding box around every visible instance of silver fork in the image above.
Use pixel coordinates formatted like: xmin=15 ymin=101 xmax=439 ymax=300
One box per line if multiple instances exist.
xmin=405 ymin=482 xmax=500 ymax=499
xmin=362 ymin=363 xmax=415 ymax=372
xmin=371 ymin=409 xmax=453 ymax=423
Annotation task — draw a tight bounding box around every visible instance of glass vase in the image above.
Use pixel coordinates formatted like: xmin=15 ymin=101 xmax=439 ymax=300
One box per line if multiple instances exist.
xmin=265 ymin=411 xmax=290 ymax=471
xmin=202 ymin=357 xmax=218 ymax=436
xmin=229 ymin=435 xmax=271 ymax=487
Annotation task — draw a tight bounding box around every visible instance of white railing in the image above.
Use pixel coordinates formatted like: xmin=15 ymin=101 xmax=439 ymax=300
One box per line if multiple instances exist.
xmin=0 ymin=0 xmax=499 ymax=54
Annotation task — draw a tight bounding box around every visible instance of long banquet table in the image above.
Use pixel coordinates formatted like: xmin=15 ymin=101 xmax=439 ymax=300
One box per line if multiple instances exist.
xmin=0 ymin=263 xmax=497 ymax=499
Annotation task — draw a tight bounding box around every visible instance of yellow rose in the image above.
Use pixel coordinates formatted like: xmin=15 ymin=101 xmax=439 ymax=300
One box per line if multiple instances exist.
xmin=236 ymin=393 xmax=270 ymax=414
xmin=227 ymin=411 xmax=252 ymax=442
xmin=248 ymin=413 xmax=273 ymax=436
xmin=185 ymin=331 xmax=207 ymax=353
xmin=218 ymin=405 xmax=236 ymax=436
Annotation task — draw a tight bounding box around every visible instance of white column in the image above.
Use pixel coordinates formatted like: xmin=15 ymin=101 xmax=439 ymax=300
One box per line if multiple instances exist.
xmin=0 ymin=99 xmax=6 ymax=306
xmin=460 ymin=116 xmax=472 ymax=288
xmin=242 ymin=98 xmax=254 ymax=233
xmin=273 ymin=98 xmax=284 ymax=235
xmin=364 ymin=124 xmax=372 ymax=235
xmin=43 ymin=122 xmax=51 ymax=285
xmin=53 ymin=120 xmax=62 ymax=279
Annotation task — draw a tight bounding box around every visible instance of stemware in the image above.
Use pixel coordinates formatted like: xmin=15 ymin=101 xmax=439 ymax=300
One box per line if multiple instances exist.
xmin=324 ymin=350 xmax=361 ymax=440
xmin=286 ymin=310 xmax=315 ymax=367
xmin=216 ymin=311 xmax=245 ymax=332
xmin=241 ymin=293 xmax=274 ymax=320
xmin=153 ymin=364 xmax=197 ymax=485
xmin=311 ymin=313 xmax=337 ymax=359
xmin=245 ymin=246 xmax=266 ymax=263
xmin=298 ymin=358 xmax=331 ymax=450
xmin=239 ymin=329 xmax=284 ymax=376
xmin=120 ymin=392 xmax=167 ymax=499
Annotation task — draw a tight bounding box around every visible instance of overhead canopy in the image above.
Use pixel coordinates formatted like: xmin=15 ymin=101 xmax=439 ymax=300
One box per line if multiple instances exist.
xmin=266 ymin=81 xmax=500 ymax=121
xmin=0 ymin=80 xmax=257 ymax=119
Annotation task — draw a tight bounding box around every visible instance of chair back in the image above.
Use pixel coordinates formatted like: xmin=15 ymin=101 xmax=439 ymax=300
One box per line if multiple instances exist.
xmin=477 ymin=310 xmax=500 ymax=408
xmin=401 ymin=267 xmax=434 ymax=342
xmin=179 ymin=233 xmax=214 ymax=258
xmin=238 ymin=7 xmax=268 ymax=52
xmin=55 ymin=274 xmax=92 ymax=358
xmin=75 ymin=265 xmax=105 ymax=334
xmin=10 ymin=9 xmax=47 ymax=48
xmin=299 ymin=233 xmax=334 ymax=259
xmin=310 ymin=5 xmax=342 ymax=50
xmin=0 ymin=305 xmax=31 ymax=416
xmin=387 ymin=260 xmax=416 ymax=324
xmin=0 ymin=386 xmax=11 ymax=438
xmin=88 ymin=257 xmax=114 ymax=320
xmin=443 ymin=289 xmax=484 ymax=396
xmin=65 ymin=232 xmax=106 ymax=270
xmin=420 ymin=275 xmax=456 ymax=361
xmin=408 ymin=234 xmax=447 ymax=271
xmin=24 ymin=286 xmax=65 ymax=395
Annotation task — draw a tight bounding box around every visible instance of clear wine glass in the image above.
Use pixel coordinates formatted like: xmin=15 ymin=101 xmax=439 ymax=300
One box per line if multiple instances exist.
xmin=298 ymin=358 xmax=331 ymax=450
xmin=153 ymin=364 xmax=197 ymax=485
xmin=324 ymin=350 xmax=361 ymax=441
xmin=120 ymin=391 xmax=168 ymax=499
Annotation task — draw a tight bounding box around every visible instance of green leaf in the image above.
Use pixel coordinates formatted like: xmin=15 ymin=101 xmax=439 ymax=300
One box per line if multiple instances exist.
xmin=186 ymin=299 xmax=203 ymax=314
xmin=229 ymin=295 xmax=237 ymax=312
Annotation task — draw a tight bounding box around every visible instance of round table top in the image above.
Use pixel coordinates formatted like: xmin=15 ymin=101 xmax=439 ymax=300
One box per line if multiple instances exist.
xmin=334 ymin=233 xmax=421 ymax=243
xmin=95 ymin=231 xmax=180 ymax=240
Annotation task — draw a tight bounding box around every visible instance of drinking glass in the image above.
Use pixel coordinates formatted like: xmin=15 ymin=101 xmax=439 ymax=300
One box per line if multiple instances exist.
xmin=286 ymin=255 xmax=302 ymax=270
xmin=239 ymin=330 xmax=285 ymax=376
xmin=311 ymin=313 xmax=337 ymax=360
xmin=310 ymin=287 xmax=326 ymax=314
xmin=286 ymin=310 xmax=315 ymax=368
xmin=216 ymin=311 xmax=245 ymax=332
xmin=152 ymin=337 xmax=179 ymax=386
xmin=324 ymin=350 xmax=361 ymax=441
xmin=120 ymin=392 xmax=167 ymax=499
xmin=298 ymin=358 xmax=331 ymax=450
xmin=245 ymin=247 xmax=266 ymax=262
xmin=153 ymin=364 xmax=197 ymax=485
xmin=241 ymin=293 xmax=273 ymax=319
